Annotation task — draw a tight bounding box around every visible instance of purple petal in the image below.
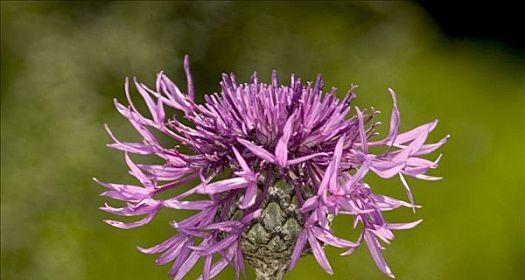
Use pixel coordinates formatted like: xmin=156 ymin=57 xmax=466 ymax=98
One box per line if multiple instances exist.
xmin=369 ymin=226 xmax=394 ymax=244
xmin=394 ymin=127 xmax=430 ymax=162
xmin=163 ymin=199 xmax=214 ymax=210
xmin=174 ymin=250 xmax=201 ymax=280
xmin=105 ymin=124 xmax=155 ymax=155
xmin=329 ymin=135 xmax=346 ymax=193
xmin=137 ymin=234 xmax=185 ymax=254
xmin=234 ymin=243 xmax=246 ymax=276
xmin=197 ymin=177 xmax=248 ymax=194
xmin=288 ymin=230 xmax=308 ymax=272
xmin=393 ymin=120 xmax=438 ymax=146
xmin=364 ymin=231 xmax=394 ymax=278
xmin=370 ymin=160 xmax=405 ymax=179
xmin=317 ymin=160 xmax=334 ymax=197
xmin=399 ymin=173 xmax=416 ymax=212
xmin=355 ymin=107 xmax=368 ymax=154
xmin=342 ymin=156 xmax=372 ymax=191
xmin=301 ymin=196 xmax=319 ymax=213
xmin=337 ymin=198 xmax=375 ymax=215
xmin=372 ymin=194 xmax=420 ymax=211
xmin=241 ymin=209 xmax=262 ymax=224
xmin=184 ymin=55 xmax=195 ymax=101
xmin=160 ymin=74 xmax=193 ymax=114
xmin=176 ymin=228 xmax=209 ymax=239
xmin=200 ymin=235 xmax=237 ymax=255
xmin=310 ymin=226 xmax=359 ymax=248
xmin=386 ymin=219 xmax=423 ymax=230
xmin=414 ymin=174 xmax=442 ymax=181
xmin=171 ymin=207 xmax=217 ymax=229
xmin=308 ymin=230 xmax=334 ymax=274
xmin=200 ymin=221 xmax=243 ymax=232
xmin=237 ymin=138 xmax=276 ymax=163
xmin=133 ymin=77 xmax=163 ymax=124
xmin=94 ymin=178 xmax=153 ymax=202
xmin=107 ymin=142 xmax=155 ymax=155
xmin=138 ymin=164 xmax=194 ymax=181
xmin=341 ymin=233 xmax=363 ymax=256
xmin=168 ymin=245 xmax=190 ymax=276
xmin=155 ymin=238 xmax=189 ymax=265
xmin=103 ymin=208 xmax=158 ymax=229
xmin=125 ymin=153 xmax=153 ymax=187
xmin=232 ymin=146 xmax=251 ymax=172
xmin=286 ymin=152 xmax=328 ymax=166
xmin=202 ymin=255 xmax=212 ymax=280
xmin=197 ymin=258 xmax=229 ymax=280
xmin=240 ymin=182 xmax=257 ymax=209
xmin=100 ymin=199 xmax=159 ymax=216
xmin=275 ymin=113 xmax=295 ymax=167
xmin=123 ymin=78 xmax=156 ymax=126
xmin=413 ymin=135 xmax=450 ymax=156
xmin=385 ymin=89 xmax=400 ymax=144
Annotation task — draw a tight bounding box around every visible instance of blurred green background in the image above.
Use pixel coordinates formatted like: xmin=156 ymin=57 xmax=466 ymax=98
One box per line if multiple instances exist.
xmin=1 ymin=2 xmax=524 ymax=280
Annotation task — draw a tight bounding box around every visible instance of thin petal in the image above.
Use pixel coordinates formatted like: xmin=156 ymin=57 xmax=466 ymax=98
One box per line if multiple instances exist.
xmin=355 ymin=107 xmax=368 ymax=154
xmin=100 ymin=199 xmax=158 ymax=216
xmin=413 ymin=135 xmax=450 ymax=156
xmin=301 ymin=196 xmax=319 ymax=213
xmin=107 ymin=142 xmax=155 ymax=155
xmin=138 ymin=164 xmax=194 ymax=181
xmin=156 ymin=238 xmax=189 ymax=265
xmin=168 ymin=245 xmax=191 ymax=276
xmin=393 ymin=120 xmax=438 ymax=146
xmin=125 ymin=153 xmax=152 ymax=188
xmin=237 ymin=138 xmax=276 ymax=163
xmin=310 ymin=226 xmax=359 ymax=248
xmin=364 ymin=231 xmax=394 ymax=278
xmin=308 ymin=230 xmax=334 ymax=274
xmin=103 ymin=208 xmax=158 ymax=229
xmin=200 ymin=221 xmax=243 ymax=232
xmin=240 ymin=182 xmax=257 ymax=209
xmin=372 ymin=194 xmax=420 ymax=211
xmin=241 ymin=209 xmax=262 ymax=224
xmin=202 ymin=255 xmax=212 ymax=280
xmin=174 ymin=250 xmax=201 ymax=280
xmin=232 ymin=146 xmax=250 ymax=172
xmin=184 ymin=55 xmax=195 ymax=101
xmin=386 ymin=219 xmax=423 ymax=230
xmin=286 ymin=152 xmax=328 ymax=165
xmin=197 ymin=177 xmax=248 ymax=194
xmin=399 ymin=173 xmax=416 ymax=212
xmin=197 ymin=258 xmax=229 ymax=280
xmin=317 ymin=161 xmax=334 ymax=197
xmin=94 ymin=178 xmax=152 ymax=202
xmin=133 ymin=77 xmax=162 ymax=124
xmin=105 ymin=124 xmax=155 ymax=155
xmin=200 ymin=235 xmax=237 ymax=255
xmin=137 ymin=234 xmax=184 ymax=254
xmin=386 ymin=89 xmax=400 ymax=144
xmin=275 ymin=113 xmax=295 ymax=167
xmin=343 ymin=156 xmax=372 ymax=191
xmin=288 ymin=230 xmax=308 ymax=272
xmin=329 ymin=135 xmax=346 ymax=193
xmin=163 ymin=199 xmax=214 ymax=210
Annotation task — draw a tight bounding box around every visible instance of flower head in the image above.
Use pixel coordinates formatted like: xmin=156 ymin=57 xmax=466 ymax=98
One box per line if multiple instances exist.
xmin=96 ymin=56 xmax=448 ymax=279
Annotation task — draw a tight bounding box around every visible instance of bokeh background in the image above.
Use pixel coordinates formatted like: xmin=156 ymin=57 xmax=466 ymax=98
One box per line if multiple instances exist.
xmin=1 ymin=2 xmax=524 ymax=280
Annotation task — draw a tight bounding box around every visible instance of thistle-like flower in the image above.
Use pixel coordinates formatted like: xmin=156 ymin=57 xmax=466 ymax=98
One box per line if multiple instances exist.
xmin=95 ymin=56 xmax=448 ymax=280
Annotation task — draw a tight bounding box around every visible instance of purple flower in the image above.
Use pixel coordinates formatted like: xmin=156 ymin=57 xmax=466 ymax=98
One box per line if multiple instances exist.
xmin=96 ymin=55 xmax=448 ymax=279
